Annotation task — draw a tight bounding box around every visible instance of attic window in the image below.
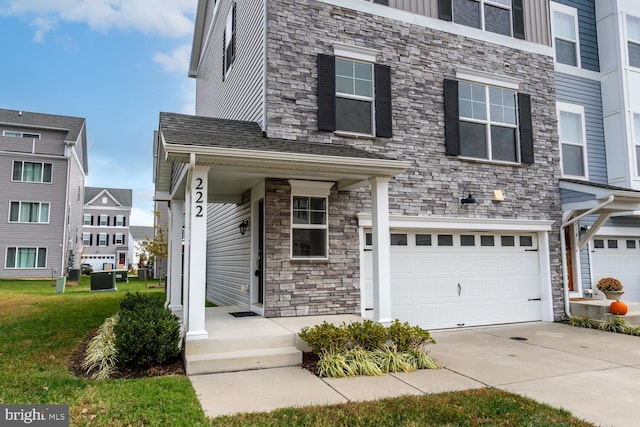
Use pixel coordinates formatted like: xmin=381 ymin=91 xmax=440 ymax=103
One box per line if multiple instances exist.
xmin=102 ymin=197 xmax=107 ymax=204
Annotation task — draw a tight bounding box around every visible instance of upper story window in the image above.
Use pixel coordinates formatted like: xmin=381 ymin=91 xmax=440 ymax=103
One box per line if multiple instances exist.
xmin=551 ymin=4 xmax=580 ymax=67
xmin=98 ymin=233 xmax=108 ymax=247
xmin=444 ymin=74 xmax=533 ymax=164
xmin=627 ymin=15 xmax=640 ymax=68
xmin=115 ymin=215 xmax=125 ymax=227
xmin=9 ymin=201 xmax=50 ymax=223
xmin=5 ymin=247 xmax=47 ymax=269
xmin=223 ymin=3 xmax=236 ymax=79
xmin=3 ymin=131 xmax=41 ymax=139
xmin=83 ymin=214 xmax=92 ymax=225
xmin=318 ymin=46 xmax=392 ymax=138
xmin=557 ymin=103 xmax=587 ymax=179
xmin=634 ymin=113 xmax=640 ymax=176
xmin=114 ymin=233 xmax=125 ymax=245
xmin=82 ymin=233 xmax=91 ymax=246
xmin=439 ymin=0 xmax=524 ymax=39
xmin=99 ymin=215 xmax=109 ymax=226
xmin=12 ymin=161 xmax=52 ymax=183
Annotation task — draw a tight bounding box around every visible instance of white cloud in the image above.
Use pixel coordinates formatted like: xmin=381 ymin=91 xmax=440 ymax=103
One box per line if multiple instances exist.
xmin=5 ymin=0 xmax=197 ymax=39
xmin=32 ymin=16 xmax=57 ymax=42
xmin=130 ymin=207 xmax=155 ymax=227
xmin=153 ymin=43 xmax=191 ymax=74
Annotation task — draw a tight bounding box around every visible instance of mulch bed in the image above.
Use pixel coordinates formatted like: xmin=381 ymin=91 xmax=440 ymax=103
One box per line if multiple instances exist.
xmin=301 ymin=352 xmax=320 ymax=376
xmin=68 ymin=328 xmax=185 ymax=380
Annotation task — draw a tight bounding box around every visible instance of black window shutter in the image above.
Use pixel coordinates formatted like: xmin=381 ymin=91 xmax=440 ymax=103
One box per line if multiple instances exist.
xmin=90 ymin=215 xmax=94 ymax=225
xmin=439 ymin=0 xmax=453 ymax=21
xmin=518 ymin=93 xmax=534 ymax=164
xmin=231 ymin=3 xmax=236 ymax=64
xmin=113 ymin=234 xmax=116 ymax=244
xmin=123 ymin=217 xmax=126 ymax=227
xmin=107 ymin=216 xmax=110 ymax=226
xmin=222 ymin=31 xmax=226 ymax=81
xmin=90 ymin=235 xmax=93 ymax=246
xmin=317 ymin=54 xmax=336 ymax=131
xmin=106 ymin=235 xmax=109 ymax=246
xmin=443 ymin=79 xmax=460 ymax=156
xmin=113 ymin=216 xmax=116 ymax=226
xmin=512 ymin=0 xmax=525 ymax=40
xmin=373 ymin=0 xmax=389 ymax=5
xmin=374 ymin=64 xmax=392 ymax=138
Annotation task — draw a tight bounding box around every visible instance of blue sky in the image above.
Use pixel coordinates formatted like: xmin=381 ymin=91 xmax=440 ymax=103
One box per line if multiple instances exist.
xmin=0 ymin=0 xmax=197 ymax=226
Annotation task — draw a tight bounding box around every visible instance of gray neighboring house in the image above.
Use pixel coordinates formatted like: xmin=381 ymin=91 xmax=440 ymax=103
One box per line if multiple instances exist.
xmin=81 ymin=187 xmax=132 ymax=271
xmin=553 ymin=0 xmax=640 ymax=306
xmin=156 ymin=0 xmax=565 ymax=343
xmin=129 ymin=225 xmax=154 ymax=269
xmin=0 ymin=108 xmax=88 ymax=279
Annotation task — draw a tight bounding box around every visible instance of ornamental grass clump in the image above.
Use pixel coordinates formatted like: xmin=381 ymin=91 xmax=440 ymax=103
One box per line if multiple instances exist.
xmin=596 ymin=277 xmax=623 ymax=292
xmin=82 ymin=315 xmax=119 ymax=380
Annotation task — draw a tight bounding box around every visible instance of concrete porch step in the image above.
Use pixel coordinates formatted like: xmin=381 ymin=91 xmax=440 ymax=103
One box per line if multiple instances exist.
xmin=185 ymin=347 xmax=302 ymax=375
xmin=570 ymin=299 xmax=640 ymax=326
xmin=185 ymin=333 xmax=297 ymax=355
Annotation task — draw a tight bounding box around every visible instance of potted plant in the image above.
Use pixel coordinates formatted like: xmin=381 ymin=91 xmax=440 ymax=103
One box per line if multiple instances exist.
xmin=596 ymin=277 xmax=628 ymax=315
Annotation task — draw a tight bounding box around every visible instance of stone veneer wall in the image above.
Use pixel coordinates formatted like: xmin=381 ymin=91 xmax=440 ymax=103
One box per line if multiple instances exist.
xmin=264 ymin=179 xmax=363 ymax=317
xmin=262 ymin=0 xmax=565 ymax=319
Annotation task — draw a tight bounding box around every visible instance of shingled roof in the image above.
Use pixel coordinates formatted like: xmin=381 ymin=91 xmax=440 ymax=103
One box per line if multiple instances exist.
xmin=0 ymin=108 xmax=85 ymax=143
xmin=158 ymin=112 xmax=393 ymax=161
xmin=85 ymin=187 xmax=133 ymax=207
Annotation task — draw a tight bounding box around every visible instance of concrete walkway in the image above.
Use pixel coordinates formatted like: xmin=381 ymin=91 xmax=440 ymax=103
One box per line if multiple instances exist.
xmin=190 ymin=322 xmax=640 ymax=426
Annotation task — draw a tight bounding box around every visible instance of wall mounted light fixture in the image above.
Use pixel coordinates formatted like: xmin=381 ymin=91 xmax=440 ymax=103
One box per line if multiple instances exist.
xmin=460 ymin=194 xmax=477 ymax=205
xmin=239 ymin=219 xmax=249 ymax=235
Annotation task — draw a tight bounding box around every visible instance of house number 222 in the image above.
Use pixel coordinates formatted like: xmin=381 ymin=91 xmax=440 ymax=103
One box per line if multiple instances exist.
xmin=195 ymin=177 xmax=204 ymax=218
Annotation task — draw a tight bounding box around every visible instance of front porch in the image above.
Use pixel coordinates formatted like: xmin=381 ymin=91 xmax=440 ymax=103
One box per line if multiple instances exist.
xmin=569 ymin=298 xmax=640 ymax=325
xmin=183 ymin=306 xmax=363 ymax=375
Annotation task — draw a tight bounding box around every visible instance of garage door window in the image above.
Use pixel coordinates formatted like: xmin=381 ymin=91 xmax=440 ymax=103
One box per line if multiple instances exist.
xmin=415 ymin=234 xmax=432 ymax=246
xmin=390 ymin=234 xmax=407 ymax=246
xmin=461 ymin=235 xmax=475 ymax=246
xmin=501 ymin=235 xmax=515 ymax=246
xmin=608 ymin=240 xmax=618 ymax=249
xmin=519 ymin=236 xmax=533 ymax=247
xmin=438 ymin=235 xmax=454 ymax=246
xmin=627 ymin=240 xmax=636 ymax=249
xmin=594 ymin=239 xmax=604 ymax=248
xmin=481 ymin=235 xmax=495 ymax=246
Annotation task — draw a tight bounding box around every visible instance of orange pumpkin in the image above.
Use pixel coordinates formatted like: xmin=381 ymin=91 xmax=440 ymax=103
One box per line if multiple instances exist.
xmin=610 ymin=301 xmax=628 ymax=315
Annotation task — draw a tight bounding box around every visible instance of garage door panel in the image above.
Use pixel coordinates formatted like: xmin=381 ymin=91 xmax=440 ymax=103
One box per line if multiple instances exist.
xmin=364 ymin=230 xmax=543 ymax=329
xmin=592 ymin=237 xmax=640 ymax=302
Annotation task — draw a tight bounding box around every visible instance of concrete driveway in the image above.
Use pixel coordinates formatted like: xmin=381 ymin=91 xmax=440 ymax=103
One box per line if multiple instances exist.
xmin=191 ymin=322 xmax=640 ymax=426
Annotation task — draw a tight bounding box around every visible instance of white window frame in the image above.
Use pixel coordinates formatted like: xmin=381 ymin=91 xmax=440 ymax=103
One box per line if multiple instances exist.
xmin=557 ymin=102 xmax=588 ymax=179
xmin=82 ymin=233 xmax=91 ymax=246
xmin=550 ymin=2 xmax=581 ymax=68
xmin=634 ymin=113 xmax=640 ymax=177
xmin=5 ymin=247 xmax=47 ymax=269
xmin=83 ymin=214 xmax=92 ymax=225
xmin=115 ymin=215 xmax=125 ymax=227
xmin=115 ymin=233 xmax=125 ymax=245
xmin=453 ymin=0 xmax=513 ymax=36
xmin=11 ymin=161 xmax=52 ymax=183
xmin=457 ymin=77 xmax=520 ymax=163
xmin=627 ymin=15 xmax=640 ymax=69
xmin=8 ymin=201 xmax=50 ymax=224
xmin=98 ymin=233 xmax=108 ymax=247
xmin=289 ymin=180 xmax=333 ymax=260
xmin=99 ymin=215 xmax=108 ymax=226
xmin=3 ymin=130 xmax=41 ymax=139
xmin=223 ymin=3 xmax=236 ymax=77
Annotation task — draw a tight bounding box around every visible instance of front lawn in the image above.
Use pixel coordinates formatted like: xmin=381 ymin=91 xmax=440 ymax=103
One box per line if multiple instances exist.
xmin=0 ymin=277 xmax=594 ymax=426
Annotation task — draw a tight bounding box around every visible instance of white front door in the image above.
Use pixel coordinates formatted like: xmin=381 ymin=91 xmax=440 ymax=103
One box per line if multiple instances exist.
xmin=364 ymin=230 xmax=543 ymax=329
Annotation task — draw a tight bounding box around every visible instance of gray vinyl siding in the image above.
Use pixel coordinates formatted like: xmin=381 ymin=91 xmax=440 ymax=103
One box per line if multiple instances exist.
xmin=555 ymin=72 xmax=607 ymax=184
xmin=389 ymin=0 xmax=551 ymax=46
xmin=580 ymin=245 xmax=591 ymax=289
xmin=67 ymin=156 xmax=86 ymax=269
xmin=560 ymin=188 xmax=595 ymax=204
xmin=552 ymin=0 xmax=599 ymax=72
xmin=0 ymin=155 xmax=69 ymax=279
xmin=171 ymin=162 xmax=188 ymax=195
xmin=206 ymin=201 xmax=251 ymax=308
xmin=195 ymin=0 xmax=265 ymax=127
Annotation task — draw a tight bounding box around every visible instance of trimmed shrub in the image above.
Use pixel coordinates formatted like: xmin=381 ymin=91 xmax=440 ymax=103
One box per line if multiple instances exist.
xmin=299 ymin=322 xmax=349 ymax=355
xmin=346 ymin=319 xmax=387 ymax=351
xmin=385 ymin=319 xmax=435 ymax=351
xmin=114 ymin=294 xmax=181 ymax=369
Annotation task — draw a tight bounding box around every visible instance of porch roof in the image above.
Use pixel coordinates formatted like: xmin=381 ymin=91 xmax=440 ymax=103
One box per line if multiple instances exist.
xmin=560 ymin=179 xmax=640 ymax=249
xmin=155 ymin=113 xmax=411 ymax=200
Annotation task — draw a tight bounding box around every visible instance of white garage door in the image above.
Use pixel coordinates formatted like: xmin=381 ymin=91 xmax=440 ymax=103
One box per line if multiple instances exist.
xmin=364 ymin=231 xmax=543 ymax=329
xmin=591 ymin=237 xmax=640 ymax=302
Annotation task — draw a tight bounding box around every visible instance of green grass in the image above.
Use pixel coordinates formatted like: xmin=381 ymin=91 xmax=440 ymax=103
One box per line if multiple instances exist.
xmin=0 ymin=277 xmax=594 ymax=427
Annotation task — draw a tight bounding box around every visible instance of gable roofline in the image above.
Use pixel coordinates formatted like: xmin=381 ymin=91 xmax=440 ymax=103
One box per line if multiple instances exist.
xmin=84 ymin=187 xmax=133 ymax=207
xmin=0 ymin=108 xmax=86 ymax=143
xmin=189 ymin=0 xmax=209 ymax=78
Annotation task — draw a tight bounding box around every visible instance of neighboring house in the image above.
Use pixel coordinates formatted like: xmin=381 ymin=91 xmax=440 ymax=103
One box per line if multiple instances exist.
xmin=0 ymin=108 xmax=88 ymax=279
xmin=155 ymin=0 xmax=564 ymax=341
xmin=129 ymin=225 xmax=155 ymax=270
xmin=81 ymin=187 xmax=132 ymax=271
xmin=554 ymin=0 xmax=640 ymax=305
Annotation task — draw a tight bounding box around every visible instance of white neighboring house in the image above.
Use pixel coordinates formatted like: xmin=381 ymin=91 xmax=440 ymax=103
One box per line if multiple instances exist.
xmin=81 ymin=187 xmax=132 ymax=271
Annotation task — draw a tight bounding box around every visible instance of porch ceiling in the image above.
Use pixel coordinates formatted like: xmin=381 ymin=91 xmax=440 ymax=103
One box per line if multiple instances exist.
xmin=155 ymin=113 xmax=410 ymax=201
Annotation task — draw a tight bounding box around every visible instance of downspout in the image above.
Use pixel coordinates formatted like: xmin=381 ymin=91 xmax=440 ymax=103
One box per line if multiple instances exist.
xmin=560 ymin=195 xmax=615 ymax=318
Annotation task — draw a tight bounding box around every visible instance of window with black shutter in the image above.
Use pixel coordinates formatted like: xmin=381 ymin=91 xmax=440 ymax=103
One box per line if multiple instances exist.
xmin=317 ymin=53 xmax=392 ymax=137
xmin=443 ymin=78 xmax=534 ymax=164
xmin=438 ymin=0 xmax=524 ymax=38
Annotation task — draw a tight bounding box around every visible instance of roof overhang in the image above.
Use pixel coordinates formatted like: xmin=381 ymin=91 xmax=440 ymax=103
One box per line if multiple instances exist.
xmin=157 ymin=136 xmax=410 ymax=202
xmin=560 ymin=180 xmax=640 ymax=249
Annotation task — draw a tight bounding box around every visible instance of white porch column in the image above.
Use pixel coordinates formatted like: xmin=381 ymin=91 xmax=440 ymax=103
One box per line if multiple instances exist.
xmin=369 ymin=176 xmax=392 ymax=324
xmin=166 ymin=200 xmax=184 ymax=316
xmin=186 ymin=165 xmax=209 ymax=341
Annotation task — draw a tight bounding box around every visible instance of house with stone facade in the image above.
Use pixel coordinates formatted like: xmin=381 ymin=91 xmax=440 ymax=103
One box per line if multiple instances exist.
xmin=155 ymin=0 xmax=566 ymax=343
xmin=552 ymin=0 xmax=640 ymax=309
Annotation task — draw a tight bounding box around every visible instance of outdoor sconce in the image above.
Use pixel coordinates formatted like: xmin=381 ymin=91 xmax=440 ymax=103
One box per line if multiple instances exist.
xmin=239 ymin=219 xmax=250 ymax=235
xmin=460 ymin=194 xmax=477 ymax=205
